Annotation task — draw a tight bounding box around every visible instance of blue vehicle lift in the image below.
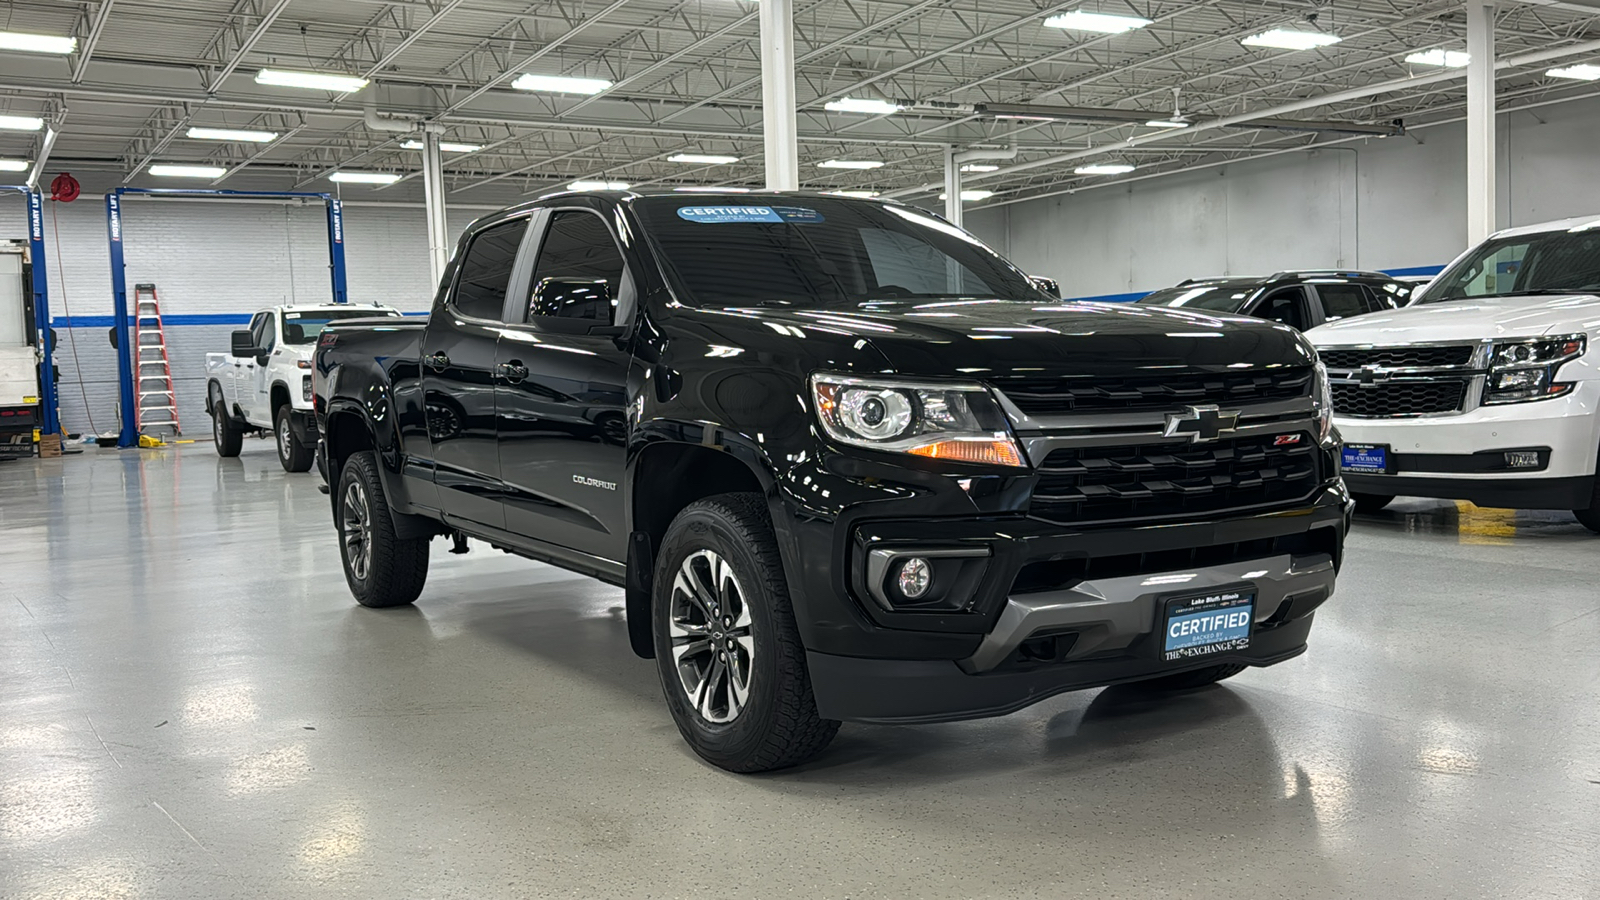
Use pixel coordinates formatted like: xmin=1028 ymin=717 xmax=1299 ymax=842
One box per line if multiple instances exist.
xmin=106 ymin=188 xmax=349 ymax=448
xmin=2 ymin=185 xmax=61 ymax=438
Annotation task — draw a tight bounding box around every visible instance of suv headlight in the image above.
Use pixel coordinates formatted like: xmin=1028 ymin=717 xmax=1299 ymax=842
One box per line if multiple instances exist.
xmin=810 ymin=374 xmax=1027 ymax=467
xmin=1313 ymin=361 xmax=1334 ymax=442
xmin=1483 ymin=335 xmax=1586 ymax=405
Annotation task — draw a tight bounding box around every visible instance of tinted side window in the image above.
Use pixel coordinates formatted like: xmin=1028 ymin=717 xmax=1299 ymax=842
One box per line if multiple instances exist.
xmin=527 ymin=211 xmax=627 ymax=321
xmin=451 ymin=218 xmax=529 ymax=320
xmin=254 ymin=312 xmax=277 ymax=352
xmin=1317 ymin=284 xmax=1381 ymax=320
xmin=1252 ymin=288 xmax=1308 ymax=331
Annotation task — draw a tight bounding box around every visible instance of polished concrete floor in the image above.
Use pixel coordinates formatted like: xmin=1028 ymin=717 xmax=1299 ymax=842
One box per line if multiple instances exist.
xmin=2 ymin=441 xmax=1598 ymax=899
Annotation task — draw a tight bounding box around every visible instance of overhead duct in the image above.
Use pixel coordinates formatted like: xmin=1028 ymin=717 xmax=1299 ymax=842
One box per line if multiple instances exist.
xmin=364 ymin=95 xmax=418 ymax=133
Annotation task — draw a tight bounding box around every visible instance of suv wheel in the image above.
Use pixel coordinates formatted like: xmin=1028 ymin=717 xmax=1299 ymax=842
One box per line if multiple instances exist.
xmin=275 ymin=407 xmax=313 ymax=472
xmin=1351 ymin=492 xmax=1394 ymax=514
xmin=211 ymin=385 xmax=242 ymax=458
xmin=338 ymin=451 xmax=429 ymax=607
xmin=652 ymin=493 xmax=839 ymax=773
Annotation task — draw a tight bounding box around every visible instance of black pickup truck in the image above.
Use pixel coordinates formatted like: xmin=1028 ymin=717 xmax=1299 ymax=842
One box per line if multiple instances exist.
xmin=314 ymin=191 xmax=1351 ymax=773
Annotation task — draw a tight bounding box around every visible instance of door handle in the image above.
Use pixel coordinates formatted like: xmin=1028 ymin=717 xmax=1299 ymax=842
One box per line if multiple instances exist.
xmin=498 ymin=361 xmax=529 ymax=384
xmin=426 ymin=351 xmax=450 ymax=372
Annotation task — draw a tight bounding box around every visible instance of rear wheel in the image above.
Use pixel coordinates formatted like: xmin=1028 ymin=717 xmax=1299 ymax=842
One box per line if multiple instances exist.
xmin=1351 ymin=492 xmax=1394 ymax=514
xmin=338 ymin=451 xmax=429 ymax=607
xmin=211 ymin=386 xmax=242 ymax=458
xmin=652 ymin=493 xmax=839 ymax=773
xmin=1135 ymin=663 xmax=1247 ymax=692
xmin=275 ymin=406 xmax=313 ymax=472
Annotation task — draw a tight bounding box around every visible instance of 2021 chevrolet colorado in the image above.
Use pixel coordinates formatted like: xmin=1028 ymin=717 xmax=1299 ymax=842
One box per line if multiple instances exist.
xmin=313 ymin=191 xmax=1351 ymax=772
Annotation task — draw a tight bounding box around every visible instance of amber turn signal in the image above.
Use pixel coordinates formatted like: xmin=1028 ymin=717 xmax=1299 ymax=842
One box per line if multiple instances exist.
xmin=907 ymin=438 xmax=1025 ymax=467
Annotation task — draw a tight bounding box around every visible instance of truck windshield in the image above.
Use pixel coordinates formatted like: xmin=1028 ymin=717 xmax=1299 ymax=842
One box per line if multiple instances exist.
xmin=1422 ymin=228 xmax=1600 ymax=302
xmin=630 ymin=196 xmax=1046 ymax=307
xmin=282 ymin=309 xmax=400 ymax=344
xmin=1135 ymin=284 xmax=1254 ymax=312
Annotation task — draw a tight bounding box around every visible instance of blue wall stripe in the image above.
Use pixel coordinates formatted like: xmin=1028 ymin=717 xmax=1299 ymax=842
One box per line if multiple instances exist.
xmin=1378 ymin=264 xmax=1446 ymax=277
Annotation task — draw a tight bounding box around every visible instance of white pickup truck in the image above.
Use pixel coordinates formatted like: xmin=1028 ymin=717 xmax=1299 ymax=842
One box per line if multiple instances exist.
xmin=206 ymin=304 xmax=401 ymax=471
xmin=1307 ymin=215 xmax=1600 ymax=529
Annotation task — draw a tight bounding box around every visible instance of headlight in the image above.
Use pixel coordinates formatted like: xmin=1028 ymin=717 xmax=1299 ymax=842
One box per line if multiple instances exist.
xmin=1484 ymin=334 xmax=1586 ymax=405
xmin=810 ymin=374 xmax=1027 ymax=467
xmin=1313 ymin=361 xmax=1334 ymax=443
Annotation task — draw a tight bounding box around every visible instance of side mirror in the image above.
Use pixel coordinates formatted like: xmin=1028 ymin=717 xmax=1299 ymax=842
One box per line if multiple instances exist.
xmin=530 ymin=277 xmax=614 ymax=323
xmin=1029 ymin=275 xmax=1061 ymax=299
xmin=231 ymin=330 xmax=259 ymax=357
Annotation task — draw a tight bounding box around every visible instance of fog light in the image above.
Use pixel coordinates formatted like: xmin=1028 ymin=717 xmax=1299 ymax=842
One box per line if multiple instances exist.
xmin=896 ymin=557 xmax=932 ymax=599
xmin=1505 ymin=450 xmax=1541 ymax=469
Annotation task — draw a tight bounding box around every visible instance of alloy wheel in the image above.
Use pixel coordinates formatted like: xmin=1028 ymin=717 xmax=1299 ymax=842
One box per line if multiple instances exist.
xmin=341 ymin=479 xmax=373 ymax=581
xmin=277 ymin=417 xmax=292 ymax=459
xmin=669 ymin=549 xmax=754 ymax=724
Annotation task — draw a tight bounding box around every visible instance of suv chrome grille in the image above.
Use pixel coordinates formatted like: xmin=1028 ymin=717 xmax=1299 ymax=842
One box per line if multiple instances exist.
xmin=1029 ymin=432 xmax=1321 ymax=526
xmin=1319 ymin=345 xmax=1474 ymax=369
xmin=997 ymin=367 xmax=1311 ymax=416
xmin=1330 ymin=381 xmax=1467 ymax=417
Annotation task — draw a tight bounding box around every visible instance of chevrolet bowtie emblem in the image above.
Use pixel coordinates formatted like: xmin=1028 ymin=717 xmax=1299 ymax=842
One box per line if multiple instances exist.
xmin=1163 ymin=405 xmax=1241 ymax=443
xmin=1358 ymin=364 xmax=1394 ymax=387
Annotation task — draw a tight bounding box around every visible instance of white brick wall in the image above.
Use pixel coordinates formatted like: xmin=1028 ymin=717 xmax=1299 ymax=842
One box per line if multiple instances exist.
xmin=0 ymin=197 xmax=485 ymax=436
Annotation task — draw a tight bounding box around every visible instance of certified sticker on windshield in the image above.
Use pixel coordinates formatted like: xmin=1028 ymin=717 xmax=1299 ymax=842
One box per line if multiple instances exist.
xmin=677 ymin=205 xmax=825 ymax=224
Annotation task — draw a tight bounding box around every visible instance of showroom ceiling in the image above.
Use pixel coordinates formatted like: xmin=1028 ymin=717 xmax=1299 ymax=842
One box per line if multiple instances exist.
xmin=2 ymin=0 xmax=1600 ymax=207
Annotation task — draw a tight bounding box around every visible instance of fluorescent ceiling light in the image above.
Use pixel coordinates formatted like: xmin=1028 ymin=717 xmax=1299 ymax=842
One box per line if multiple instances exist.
xmin=0 ymin=159 xmax=29 ymax=172
xmin=1548 ymin=63 xmax=1600 ymax=81
xmin=1241 ymin=29 xmax=1341 ymax=51
xmin=1075 ymin=163 xmax=1136 ymax=175
xmin=1145 ymin=118 xmax=1190 ymax=128
xmin=149 ymin=164 xmax=228 ymax=178
xmin=256 ymin=69 xmax=369 ymax=92
xmin=188 ymin=127 xmax=278 ymax=143
xmin=512 ymin=74 xmax=612 ymax=95
xmin=668 ymin=153 xmax=740 ymax=165
xmin=824 ymin=97 xmax=902 ymax=115
xmin=0 ymin=31 xmax=78 ymax=55
xmin=1405 ymin=49 xmax=1469 ymax=68
xmin=938 ymin=190 xmax=996 ymax=201
xmin=960 ymin=163 xmax=999 ymax=173
xmin=400 ymin=139 xmax=483 ymax=153
xmin=569 ymin=180 xmax=630 ymax=190
xmin=994 ymin=113 xmax=1057 ymax=121
xmin=0 ymin=115 xmax=44 ymax=131
xmin=826 ymin=190 xmax=880 ymax=198
xmin=817 ymin=159 xmax=884 ymax=169
xmin=1043 ymin=11 xmax=1152 ymax=33
xmin=329 ymin=171 xmax=401 ymax=184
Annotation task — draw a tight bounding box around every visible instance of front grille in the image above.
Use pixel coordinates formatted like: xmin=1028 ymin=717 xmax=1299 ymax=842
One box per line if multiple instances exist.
xmin=1030 ymin=432 xmax=1321 ymax=526
xmin=1320 ymin=345 xmax=1475 ymax=369
xmin=997 ymin=367 xmax=1311 ymax=415
xmin=1330 ymin=381 xmax=1467 ymax=417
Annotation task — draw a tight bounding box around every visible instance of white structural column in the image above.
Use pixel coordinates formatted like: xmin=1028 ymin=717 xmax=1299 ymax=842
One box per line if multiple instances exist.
xmin=1466 ymin=1 xmax=1497 ymax=245
xmin=759 ymin=0 xmax=799 ymax=190
xmin=943 ymin=147 xmax=963 ymax=227
xmin=420 ymin=129 xmax=450 ymax=289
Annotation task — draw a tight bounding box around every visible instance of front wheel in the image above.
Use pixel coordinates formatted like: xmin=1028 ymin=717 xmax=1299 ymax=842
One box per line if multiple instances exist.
xmin=338 ymin=451 xmax=429 ymax=607
xmin=652 ymin=493 xmax=839 ymax=773
xmin=275 ymin=407 xmax=313 ymax=472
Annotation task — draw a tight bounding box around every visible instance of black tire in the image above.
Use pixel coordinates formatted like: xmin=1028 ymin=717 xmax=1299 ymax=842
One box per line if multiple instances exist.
xmin=211 ymin=385 xmax=242 ymax=458
xmin=1135 ymin=663 xmax=1247 ymax=692
xmin=337 ymin=451 xmax=429 ymax=608
xmin=652 ymin=493 xmax=839 ymax=773
xmin=1351 ymin=492 xmax=1394 ymax=514
xmin=275 ymin=406 xmax=313 ymax=472
xmin=1574 ymin=491 xmax=1600 ymax=533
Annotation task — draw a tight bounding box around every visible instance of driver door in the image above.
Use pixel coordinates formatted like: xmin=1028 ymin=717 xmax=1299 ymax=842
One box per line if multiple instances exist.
xmin=1245 ymin=287 xmax=1311 ymax=331
xmin=247 ymin=311 xmax=276 ymax=423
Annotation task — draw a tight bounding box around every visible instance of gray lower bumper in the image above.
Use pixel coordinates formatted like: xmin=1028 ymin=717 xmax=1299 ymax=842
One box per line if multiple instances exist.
xmin=961 ymin=552 xmax=1337 ymax=673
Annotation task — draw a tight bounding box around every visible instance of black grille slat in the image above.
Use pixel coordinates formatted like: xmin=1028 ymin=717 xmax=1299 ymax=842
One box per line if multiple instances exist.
xmin=1030 ymin=433 xmax=1322 ymax=525
xmin=1320 ymin=346 xmax=1475 ymax=369
xmin=1330 ymin=381 xmax=1467 ymax=417
xmin=1000 ymin=367 xmax=1312 ymax=415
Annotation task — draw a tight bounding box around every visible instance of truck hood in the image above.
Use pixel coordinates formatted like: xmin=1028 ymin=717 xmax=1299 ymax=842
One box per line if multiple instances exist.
xmin=697 ymin=298 xmax=1314 ymax=378
xmin=1307 ymin=293 xmax=1600 ymax=346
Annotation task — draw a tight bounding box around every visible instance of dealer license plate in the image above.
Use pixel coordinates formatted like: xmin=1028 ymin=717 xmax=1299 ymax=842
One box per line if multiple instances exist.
xmin=1161 ymin=589 xmax=1255 ymax=662
xmin=1341 ymin=443 xmax=1390 ymax=474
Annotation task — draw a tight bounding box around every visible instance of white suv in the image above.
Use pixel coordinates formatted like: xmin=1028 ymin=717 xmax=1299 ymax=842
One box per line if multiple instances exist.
xmin=1306 ymin=215 xmax=1600 ymax=530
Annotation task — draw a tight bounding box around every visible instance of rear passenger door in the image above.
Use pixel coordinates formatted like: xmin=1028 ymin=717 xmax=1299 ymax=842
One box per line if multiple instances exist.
xmin=1245 ymin=287 xmax=1312 ymax=331
xmin=494 ymin=206 xmax=635 ymax=562
xmin=421 ymin=214 xmax=537 ymax=529
xmin=1311 ymin=283 xmax=1390 ymax=324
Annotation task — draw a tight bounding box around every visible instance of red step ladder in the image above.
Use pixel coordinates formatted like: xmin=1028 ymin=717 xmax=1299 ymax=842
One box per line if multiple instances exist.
xmin=133 ymin=283 xmax=181 ymax=436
